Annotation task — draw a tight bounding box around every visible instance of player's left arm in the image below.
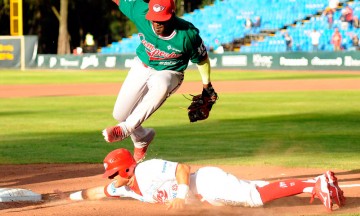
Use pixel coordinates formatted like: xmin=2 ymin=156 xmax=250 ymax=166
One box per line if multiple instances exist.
xmin=167 ymin=163 xmax=191 ymax=210
xmin=69 ymin=186 xmax=107 ymax=200
xmin=196 ymin=56 xmax=217 ymax=96
xmin=188 ymin=30 xmax=218 ymax=102
xmin=186 ymin=32 xmax=218 ymax=122
xmin=69 ymin=182 xmax=144 ymax=201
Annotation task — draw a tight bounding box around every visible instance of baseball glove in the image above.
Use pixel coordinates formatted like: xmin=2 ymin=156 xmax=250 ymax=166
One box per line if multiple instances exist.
xmin=187 ymin=85 xmax=218 ymax=122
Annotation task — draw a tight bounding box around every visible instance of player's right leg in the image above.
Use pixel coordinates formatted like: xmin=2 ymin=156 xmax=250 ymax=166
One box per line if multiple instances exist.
xmin=310 ymin=174 xmax=332 ymax=211
xmin=257 ymin=178 xmax=316 ymax=204
xmin=123 ymin=68 xmax=184 ymax=130
xmin=310 ymin=171 xmax=345 ymax=211
xmin=113 ymin=69 xmax=182 ymax=155
xmin=257 ymin=171 xmax=345 ymax=211
xmin=103 ymin=58 xmax=151 ymax=143
xmin=191 ymin=167 xmax=264 ymax=207
xmin=325 ymin=171 xmax=345 ymax=207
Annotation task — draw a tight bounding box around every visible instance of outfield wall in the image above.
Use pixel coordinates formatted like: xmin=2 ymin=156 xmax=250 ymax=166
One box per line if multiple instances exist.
xmin=0 ymin=36 xmax=38 ymax=69
xmin=36 ymin=52 xmax=360 ymax=71
xmin=2 ymin=35 xmax=360 ymax=71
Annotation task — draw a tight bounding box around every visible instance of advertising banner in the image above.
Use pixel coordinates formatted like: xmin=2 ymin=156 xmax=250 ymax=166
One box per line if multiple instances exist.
xmin=209 ymin=52 xmax=360 ymax=70
xmin=36 ymin=52 xmax=360 ymax=71
xmin=0 ymin=36 xmax=38 ymax=69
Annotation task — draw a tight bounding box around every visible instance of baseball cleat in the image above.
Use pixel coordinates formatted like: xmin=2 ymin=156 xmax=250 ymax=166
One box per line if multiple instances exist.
xmin=310 ymin=174 xmax=332 ymax=211
xmin=133 ymin=128 xmax=155 ymax=163
xmin=325 ymin=171 xmax=346 ymax=207
xmin=102 ymin=124 xmax=129 ymax=143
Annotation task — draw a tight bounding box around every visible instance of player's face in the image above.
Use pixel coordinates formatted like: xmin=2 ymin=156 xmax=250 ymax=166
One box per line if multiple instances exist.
xmin=151 ymin=20 xmax=173 ymax=36
xmin=113 ymin=175 xmax=130 ymax=188
xmin=109 ymin=171 xmax=134 ymax=188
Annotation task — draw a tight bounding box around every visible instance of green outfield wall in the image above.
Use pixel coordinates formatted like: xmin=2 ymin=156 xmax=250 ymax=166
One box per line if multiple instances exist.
xmin=35 ymin=52 xmax=360 ymax=71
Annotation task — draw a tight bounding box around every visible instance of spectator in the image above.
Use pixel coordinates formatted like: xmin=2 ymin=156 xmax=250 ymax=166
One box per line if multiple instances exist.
xmin=344 ymin=5 xmax=354 ymax=25
xmin=331 ymin=27 xmax=342 ymax=51
xmin=245 ymin=18 xmax=252 ymax=29
xmin=340 ymin=15 xmax=349 ymax=30
xmin=308 ymin=29 xmax=321 ymax=52
xmin=212 ymin=39 xmax=224 ymax=54
xmin=283 ymin=32 xmax=293 ymax=51
xmin=73 ymin=47 xmax=83 ymax=55
xmin=340 ymin=4 xmax=353 ymax=29
xmin=353 ymin=16 xmax=360 ymax=29
xmin=83 ymin=33 xmax=97 ymax=53
xmin=253 ymin=16 xmax=261 ymax=27
xmin=323 ymin=7 xmax=335 ymax=29
xmin=346 ymin=32 xmax=360 ymax=51
xmin=352 ymin=35 xmax=360 ymax=50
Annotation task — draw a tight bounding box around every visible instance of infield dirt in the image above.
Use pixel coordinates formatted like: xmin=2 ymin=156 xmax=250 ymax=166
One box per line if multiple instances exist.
xmin=1 ymin=164 xmax=359 ymax=216
xmin=1 ymin=78 xmax=360 ymax=215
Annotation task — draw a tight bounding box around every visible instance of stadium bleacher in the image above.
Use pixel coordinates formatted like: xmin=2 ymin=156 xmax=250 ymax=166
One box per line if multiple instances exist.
xmin=100 ymin=0 xmax=359 ymax=54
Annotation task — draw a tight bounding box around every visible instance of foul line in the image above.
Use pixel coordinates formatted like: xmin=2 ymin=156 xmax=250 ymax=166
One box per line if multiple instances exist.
xmin=339 ymin=184 xmax=360 ymax=188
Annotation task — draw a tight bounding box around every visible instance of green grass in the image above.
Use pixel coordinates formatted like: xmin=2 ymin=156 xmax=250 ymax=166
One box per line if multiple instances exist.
xmin=1 ymin=90 xmax=359 ymax=170
xmin=1 ymin=69 xmax=360 ymax=84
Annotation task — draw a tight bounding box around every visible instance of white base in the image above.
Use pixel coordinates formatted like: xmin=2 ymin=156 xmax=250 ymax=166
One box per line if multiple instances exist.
xmin=0 ymin=188 xmax=42 ymax=202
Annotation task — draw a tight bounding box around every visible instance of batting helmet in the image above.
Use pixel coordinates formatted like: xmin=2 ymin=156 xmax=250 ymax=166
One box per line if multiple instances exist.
xmin=102 ymin=148 xmax=136 ymax=179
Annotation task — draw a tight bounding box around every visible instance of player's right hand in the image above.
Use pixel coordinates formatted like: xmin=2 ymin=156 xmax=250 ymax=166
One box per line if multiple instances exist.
xmin=167 ymin=198 xmax=186 ymax=210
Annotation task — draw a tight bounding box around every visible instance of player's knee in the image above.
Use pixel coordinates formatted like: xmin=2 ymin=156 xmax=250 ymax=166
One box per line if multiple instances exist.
xmin=112 ymin=110 xmax=125 ymax=122
xmin=153 ymin=82 xmax=171 ymax=96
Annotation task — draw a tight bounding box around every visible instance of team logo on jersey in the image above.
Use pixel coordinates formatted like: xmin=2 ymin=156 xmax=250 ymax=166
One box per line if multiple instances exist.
xmin=167 ymin=45 xmax=181 ymax=52
xmin=138 ymin=33 xmax=182 ymax=61
xmin=153 ymin=189 xmax=168 ymax=203
xmin=153 ymin=4 xmax=165 ymax=12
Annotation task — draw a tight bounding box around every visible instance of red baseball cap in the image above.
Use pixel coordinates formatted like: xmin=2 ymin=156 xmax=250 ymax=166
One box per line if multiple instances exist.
xmin=146 ymin=0 xmax=175 ymax=22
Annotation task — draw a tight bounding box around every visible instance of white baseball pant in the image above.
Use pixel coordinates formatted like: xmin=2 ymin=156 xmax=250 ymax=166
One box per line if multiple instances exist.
xmin=112 ymin=57 xmax=184 ymax=147
xmin=189 ymin=167 xmax=268 ymax=207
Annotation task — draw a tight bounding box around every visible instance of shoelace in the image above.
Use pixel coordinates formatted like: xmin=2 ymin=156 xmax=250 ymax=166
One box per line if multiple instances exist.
xmin=113 ymin=126 xmax=123 ymax=137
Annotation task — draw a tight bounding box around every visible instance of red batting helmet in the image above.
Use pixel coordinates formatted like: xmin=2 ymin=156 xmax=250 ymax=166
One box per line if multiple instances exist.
xmin=102 ymin=148 xmax=136 ymax=178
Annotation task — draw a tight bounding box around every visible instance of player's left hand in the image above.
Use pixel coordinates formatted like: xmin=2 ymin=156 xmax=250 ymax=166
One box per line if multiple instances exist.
xmin=167 ymin=198 xmax=186 ymax=210
xmin=187 ymin=84 xmax=218 ymax=122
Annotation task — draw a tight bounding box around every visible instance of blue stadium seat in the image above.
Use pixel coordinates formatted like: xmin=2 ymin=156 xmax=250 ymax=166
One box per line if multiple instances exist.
xmin=101 ymin=0 xmax=358 ymax=53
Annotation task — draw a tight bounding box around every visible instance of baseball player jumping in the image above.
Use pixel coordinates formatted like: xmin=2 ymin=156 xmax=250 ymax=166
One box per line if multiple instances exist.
xmin=102 ymin=0 xmax=218 ymax=162
xmin=69 ymin=148 xmax=345 ymax=211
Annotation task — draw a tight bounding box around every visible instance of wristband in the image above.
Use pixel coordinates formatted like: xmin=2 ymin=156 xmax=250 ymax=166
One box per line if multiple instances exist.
xmin=176 ymin=184 xmax=189 ymax=199
xmin=69 ymin=191 xmax=84 ymax=200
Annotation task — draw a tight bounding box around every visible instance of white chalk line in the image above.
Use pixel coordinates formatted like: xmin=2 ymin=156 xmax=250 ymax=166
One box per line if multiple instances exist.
xmin=339 ymin=184 xmax=360 ymax=188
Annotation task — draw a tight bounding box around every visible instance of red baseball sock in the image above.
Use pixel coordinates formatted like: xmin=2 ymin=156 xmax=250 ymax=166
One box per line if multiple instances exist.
xmin=257 ymin=179 xmax=315 ymax=204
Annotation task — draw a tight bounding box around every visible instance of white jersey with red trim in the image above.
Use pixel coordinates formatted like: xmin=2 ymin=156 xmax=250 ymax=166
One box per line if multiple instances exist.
xmin=105 ymin=159 xmax=180 ymax=203
xmin=135 ymin=159 xmax=180 ymax=203
xmin=105 ymin=159 xmax=267 ymax=207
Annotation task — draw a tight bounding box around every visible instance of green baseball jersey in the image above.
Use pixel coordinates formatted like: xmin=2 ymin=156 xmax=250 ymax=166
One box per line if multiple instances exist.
xmin=119 ymin=0 xmax=207 ymax=72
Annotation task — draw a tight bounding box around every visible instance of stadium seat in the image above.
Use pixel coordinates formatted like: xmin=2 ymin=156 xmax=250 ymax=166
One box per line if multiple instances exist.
xmin=101 ymin=0 xmax=357 ymax=53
